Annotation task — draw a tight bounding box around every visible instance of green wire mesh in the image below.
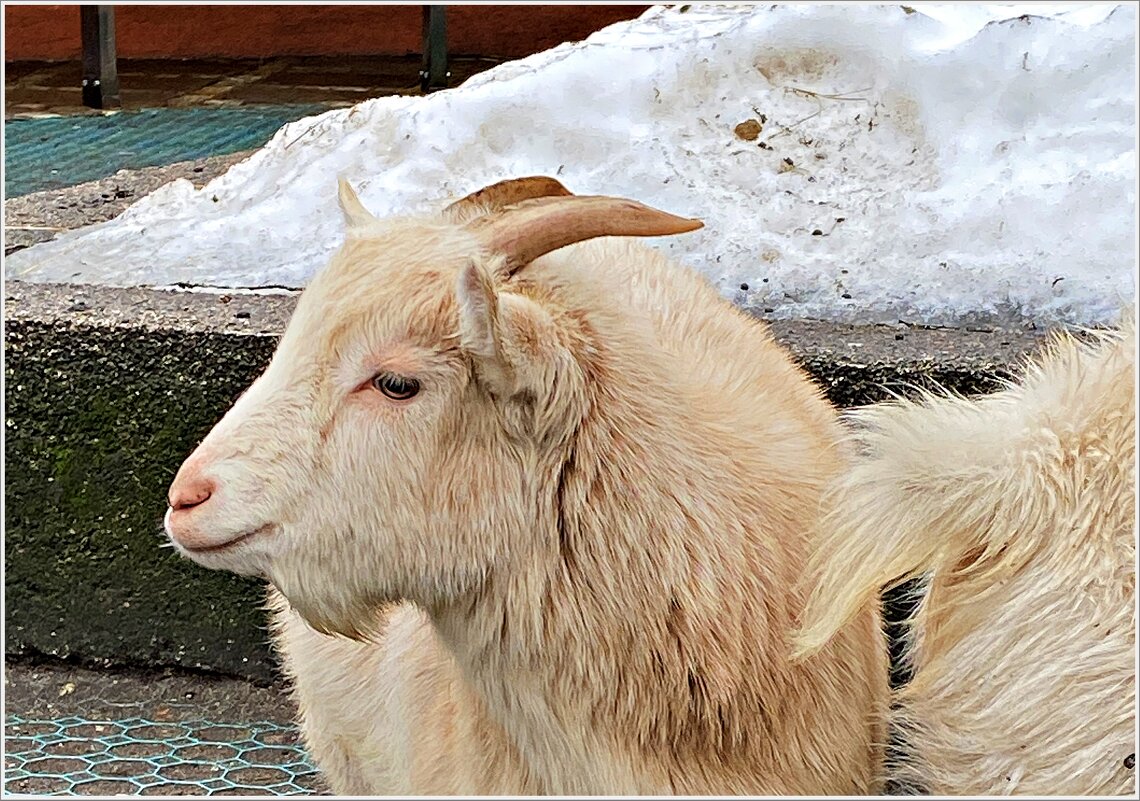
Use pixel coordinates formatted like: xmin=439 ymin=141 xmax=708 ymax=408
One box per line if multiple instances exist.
xmin=4 ymin=715 xmax=324 ymax=796
xmin=4 ymin=105 xmax=328 ymax=197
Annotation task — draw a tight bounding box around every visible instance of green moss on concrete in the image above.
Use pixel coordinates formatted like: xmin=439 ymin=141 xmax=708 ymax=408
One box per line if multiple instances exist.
xmin=5 ymin=319 xmax=279 ymax=682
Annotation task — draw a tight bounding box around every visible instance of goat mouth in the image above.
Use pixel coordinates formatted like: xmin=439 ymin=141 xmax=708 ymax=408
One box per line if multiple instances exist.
xmin=180 ymin=524 xmax=274 ymax=554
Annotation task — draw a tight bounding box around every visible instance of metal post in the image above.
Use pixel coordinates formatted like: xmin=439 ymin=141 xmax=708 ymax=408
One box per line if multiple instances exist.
xmin=420 ymin=5 xmax=449 ymax=93
xmin=80 ymin=5 xmax=120 ymax=109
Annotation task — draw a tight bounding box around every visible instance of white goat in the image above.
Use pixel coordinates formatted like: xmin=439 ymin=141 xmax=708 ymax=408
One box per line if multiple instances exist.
xmin=166 ymin=176 xmax=888 ymax=794
xmin=795 ymin=316 xmax=1136 ymax=795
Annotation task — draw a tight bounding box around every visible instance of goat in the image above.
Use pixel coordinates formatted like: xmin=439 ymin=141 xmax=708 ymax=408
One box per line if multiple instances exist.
xmin=794 ymin=316 xmax=1136 ymax=795
xmin=165 ymin=176 xmax=888 ymax=794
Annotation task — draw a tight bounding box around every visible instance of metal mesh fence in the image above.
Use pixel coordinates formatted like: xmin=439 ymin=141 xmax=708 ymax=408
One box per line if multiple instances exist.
xmin=4 ymin=715 xmax=325 ymax=796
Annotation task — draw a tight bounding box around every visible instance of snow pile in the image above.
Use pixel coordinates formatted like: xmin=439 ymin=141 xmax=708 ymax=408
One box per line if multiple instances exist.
xmin=6 ymin=4 xmax=1135 ymax=327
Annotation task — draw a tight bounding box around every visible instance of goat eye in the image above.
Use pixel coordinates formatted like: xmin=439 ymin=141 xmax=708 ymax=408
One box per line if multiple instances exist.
xmin=371 ymin=373 xmax=420 ymax=400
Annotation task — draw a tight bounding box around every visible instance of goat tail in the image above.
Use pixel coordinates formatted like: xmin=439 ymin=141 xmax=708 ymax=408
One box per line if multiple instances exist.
xmin=792 ymin=311 xmax=1135 ymax=661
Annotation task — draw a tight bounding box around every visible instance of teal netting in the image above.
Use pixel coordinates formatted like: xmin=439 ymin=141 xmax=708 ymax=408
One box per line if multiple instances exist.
xmin=4 ymin=105 xmax=327 ymax=197
xmin=4 ymin=715 xmax=323 ymax=796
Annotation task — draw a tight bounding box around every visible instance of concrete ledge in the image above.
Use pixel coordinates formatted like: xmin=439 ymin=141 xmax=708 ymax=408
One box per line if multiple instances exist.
xmin=4 ymin=280 xmax=1050 ymax=682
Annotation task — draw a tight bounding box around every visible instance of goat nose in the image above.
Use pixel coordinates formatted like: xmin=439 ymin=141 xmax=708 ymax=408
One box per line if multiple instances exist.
xmin=169 ymin=474 xmax=215 ymax=511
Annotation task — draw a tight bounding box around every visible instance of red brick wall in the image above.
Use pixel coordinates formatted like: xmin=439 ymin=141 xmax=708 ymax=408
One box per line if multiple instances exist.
xmin=4 ymin=4 xmax=650 ymax=61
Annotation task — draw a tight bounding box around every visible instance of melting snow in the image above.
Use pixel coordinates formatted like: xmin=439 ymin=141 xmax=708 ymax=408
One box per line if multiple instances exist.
xmin=6 ymin=3 xmax=1135 ymax=327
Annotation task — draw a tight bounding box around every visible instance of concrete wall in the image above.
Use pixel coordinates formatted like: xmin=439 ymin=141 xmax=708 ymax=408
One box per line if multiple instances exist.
xmin=4 ymin=5 xmax=649 ymax=61
xmin=4 ymin=281 xmax=1046 ymax=682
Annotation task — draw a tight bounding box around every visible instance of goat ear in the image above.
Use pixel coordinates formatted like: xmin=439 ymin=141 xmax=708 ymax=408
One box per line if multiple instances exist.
xmin=337 ymin=177 xmax=377 ymax=233
xmin=456 ymin=259 xmax=569 ymax=407
xmin=456 ymin=260 xmax=515 ymax=395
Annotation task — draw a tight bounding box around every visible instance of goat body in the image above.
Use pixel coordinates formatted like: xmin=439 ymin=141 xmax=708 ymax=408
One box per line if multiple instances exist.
xmin=167 ymin=178 xmax=888 ymax=794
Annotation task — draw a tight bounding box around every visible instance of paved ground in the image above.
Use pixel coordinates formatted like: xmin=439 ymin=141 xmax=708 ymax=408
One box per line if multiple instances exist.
xmin=5 ymin=55 xmax=503 ymax=118
xmin=5 ymin=661 xmax=293 ymax=726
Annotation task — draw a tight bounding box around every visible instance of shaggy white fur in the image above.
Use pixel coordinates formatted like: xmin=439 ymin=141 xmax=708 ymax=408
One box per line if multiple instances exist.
xmin=796 ymin=315 xmax=1136 ymax=795
xmin=166 ymin=177 xmax=889 ymax=794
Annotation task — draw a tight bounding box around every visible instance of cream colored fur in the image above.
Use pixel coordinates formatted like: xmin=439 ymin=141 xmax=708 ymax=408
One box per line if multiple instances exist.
xmin=795 ymin=316 xmax=1137 ymax=795
xmin=168 ymin=184 xmax=888 ymax=794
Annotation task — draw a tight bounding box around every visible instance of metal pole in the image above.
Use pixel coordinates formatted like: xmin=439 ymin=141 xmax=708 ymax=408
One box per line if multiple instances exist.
xmin=420 ymin=5 xmax=449 ymax=93
xmin=80 ymin=5 xmax=121 ymax=110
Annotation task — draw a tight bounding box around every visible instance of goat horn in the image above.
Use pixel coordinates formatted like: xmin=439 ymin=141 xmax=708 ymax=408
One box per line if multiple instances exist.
xmin=338 ymin=177 xmax=377 ymax=231
xmin=444 ymin=176 xmax=574 ymax=221
xmin=468 ymin=195 xmax=704 ymax=275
